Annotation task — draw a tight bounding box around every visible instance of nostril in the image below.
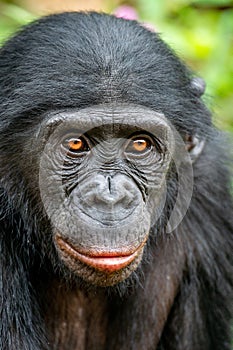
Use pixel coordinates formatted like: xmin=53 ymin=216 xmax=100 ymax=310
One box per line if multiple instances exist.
xmin=107 ymin=176 xmax=112 ymax=194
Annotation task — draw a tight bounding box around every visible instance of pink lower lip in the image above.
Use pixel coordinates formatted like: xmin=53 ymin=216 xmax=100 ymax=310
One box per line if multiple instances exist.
xmin=72 ymin=250 xmax=139 ymax=272
xmin=56 ymin=236 xmax=143 ymax=273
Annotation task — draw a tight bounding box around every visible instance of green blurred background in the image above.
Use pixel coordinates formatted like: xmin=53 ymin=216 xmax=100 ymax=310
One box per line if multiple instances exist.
xmin=0 ymin=0 xmax=233 ymax=134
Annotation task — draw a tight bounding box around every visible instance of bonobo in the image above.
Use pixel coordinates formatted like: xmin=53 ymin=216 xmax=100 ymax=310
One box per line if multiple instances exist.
xmin=0 ymin=12 xmax=232 ymax=350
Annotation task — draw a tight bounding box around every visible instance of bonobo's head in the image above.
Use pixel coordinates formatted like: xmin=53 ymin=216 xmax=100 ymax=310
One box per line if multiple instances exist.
xmin=0 ymin=12 xmax=209 ymax=287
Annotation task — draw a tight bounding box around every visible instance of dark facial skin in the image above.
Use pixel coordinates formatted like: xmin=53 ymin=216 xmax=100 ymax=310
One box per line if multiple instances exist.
xmin=37 ymin=104 xmax=174 ymax=286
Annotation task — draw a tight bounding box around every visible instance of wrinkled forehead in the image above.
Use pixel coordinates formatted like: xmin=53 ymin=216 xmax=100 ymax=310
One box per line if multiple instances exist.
xmin=42 ymin=104 xmax=172 ymax=140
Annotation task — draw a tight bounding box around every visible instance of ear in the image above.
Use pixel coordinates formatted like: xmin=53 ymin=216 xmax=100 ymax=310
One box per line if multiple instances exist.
xmin=185 ymin=134 xmax=205 ymax=163
xmin=190 ymin=77 xmax=206 ymax=97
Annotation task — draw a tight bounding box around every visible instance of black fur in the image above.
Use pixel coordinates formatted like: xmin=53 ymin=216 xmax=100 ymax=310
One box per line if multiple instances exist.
xmin=0 ymin=12 xmax=232 ymax=350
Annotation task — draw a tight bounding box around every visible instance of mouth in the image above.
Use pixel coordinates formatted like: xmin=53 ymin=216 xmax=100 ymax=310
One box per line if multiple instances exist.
xmin=55 ymin=235 xmax=145 ymax=273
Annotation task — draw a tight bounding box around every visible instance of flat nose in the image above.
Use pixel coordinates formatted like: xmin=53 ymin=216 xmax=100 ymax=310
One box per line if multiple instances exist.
xmin=93 ymin=175 xmax=134 ymax=208
xmin=73 ymin=173 xmax=141 ymax=223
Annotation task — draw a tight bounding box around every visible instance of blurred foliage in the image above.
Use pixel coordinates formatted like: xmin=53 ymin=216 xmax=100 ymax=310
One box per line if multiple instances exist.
xmin=0 ymin=3 xmax=36 ymax=37
xmin=0 ymin=0 xmax=232 ymax=133
xmin=135 ymin=0 xmax=233 ymax=133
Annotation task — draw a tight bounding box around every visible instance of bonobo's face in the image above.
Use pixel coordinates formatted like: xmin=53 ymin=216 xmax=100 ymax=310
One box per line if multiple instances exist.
xmin=38 ymin=104 xmax=174 ymax=286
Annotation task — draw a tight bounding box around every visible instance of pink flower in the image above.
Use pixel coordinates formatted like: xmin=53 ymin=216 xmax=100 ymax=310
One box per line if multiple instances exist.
xmin=114 ymin=5 xmax=138 ymax=21
xmin=113 ymin=5 xmax=156 ymax=32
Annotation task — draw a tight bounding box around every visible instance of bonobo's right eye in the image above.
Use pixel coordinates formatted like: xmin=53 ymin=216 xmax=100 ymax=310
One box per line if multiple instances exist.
xmin=62 ymin=136 xmax=90 ymax=157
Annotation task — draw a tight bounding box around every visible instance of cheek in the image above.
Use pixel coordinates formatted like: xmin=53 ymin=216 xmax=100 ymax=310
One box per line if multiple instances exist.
xmin=146 ymin=187 xmax=167 ymax=227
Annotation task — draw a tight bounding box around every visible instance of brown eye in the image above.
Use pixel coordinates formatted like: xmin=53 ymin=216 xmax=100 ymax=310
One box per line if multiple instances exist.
xmin=63 ymin=136 xmax=90 ymax=155
xmin=132 ymin=139 xmax=148 ymax=152
xmin=125 ymin=136 xmax=153 ymax=155
xmin=68 ymin=138 xmax=84 ymax=151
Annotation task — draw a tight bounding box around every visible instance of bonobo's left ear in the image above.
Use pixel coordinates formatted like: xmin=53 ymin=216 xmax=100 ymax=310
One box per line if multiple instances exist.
xmin=190 ymin=77 xmax=206 ymax=97
xmin=185 ymin=135 xmax=205 ymax=163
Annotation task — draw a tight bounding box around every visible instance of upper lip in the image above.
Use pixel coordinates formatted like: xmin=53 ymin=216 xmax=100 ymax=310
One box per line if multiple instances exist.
xmin=77 ymin=204 xmax=137 ymax=227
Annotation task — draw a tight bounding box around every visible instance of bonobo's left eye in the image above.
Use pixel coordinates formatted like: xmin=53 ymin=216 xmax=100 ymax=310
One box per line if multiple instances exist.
xmin=124 ymin=134 xmax=154 ymax=157
xmin=62 ymin=136 xmax=90 ymax=157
